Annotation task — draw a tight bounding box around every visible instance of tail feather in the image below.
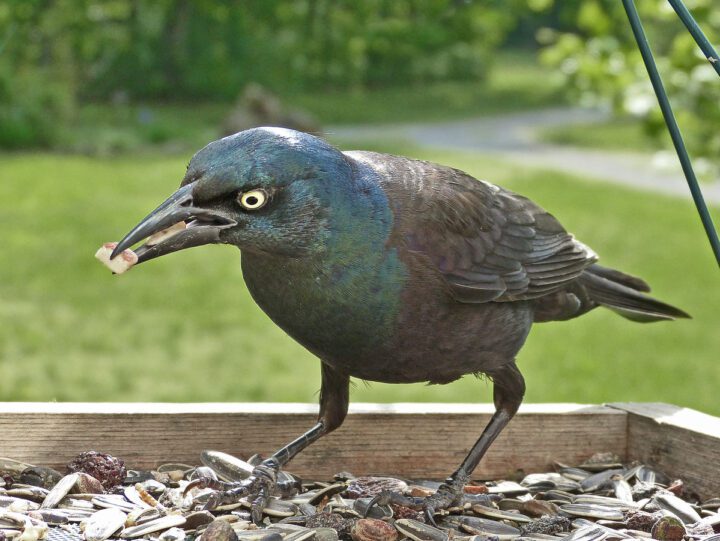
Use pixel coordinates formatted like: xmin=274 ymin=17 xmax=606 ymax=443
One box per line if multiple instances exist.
xmin=587 ymin=264 xmax=651 ymax=292
xmin=580 ymin=268 xmax=690 ymax=322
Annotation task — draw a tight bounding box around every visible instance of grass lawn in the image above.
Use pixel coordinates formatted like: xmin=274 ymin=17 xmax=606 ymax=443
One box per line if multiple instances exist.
xmin=59 ymin=51 xmax=563 ymax=156
xmin=1 ymin=146 xmax=717 ymax=414
xmin=540 ymin=117 xmax=669 ymax=153
xmin=66 ymin=102 xmax=229 ymax=157
xmin=288 ymin=50 xmax=564 ymax=125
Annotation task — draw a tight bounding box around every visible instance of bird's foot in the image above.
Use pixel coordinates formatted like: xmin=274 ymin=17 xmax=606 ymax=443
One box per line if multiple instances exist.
xmin=422 ymin=483 xmax=462 ymax=526
xmin=185 ymin=459 xmax=283 ymax=524
xmin=365 ymin=481 xmax=463 ymax=526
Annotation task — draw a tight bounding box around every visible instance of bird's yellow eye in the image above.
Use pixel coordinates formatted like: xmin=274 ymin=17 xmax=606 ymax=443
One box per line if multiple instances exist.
xmin=238 ymin=189 xmax=268 ymax=210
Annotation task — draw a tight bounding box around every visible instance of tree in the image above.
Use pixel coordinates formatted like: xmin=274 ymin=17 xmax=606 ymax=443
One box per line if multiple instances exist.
xmin=536 ymin=0 xmax=720 ymax=172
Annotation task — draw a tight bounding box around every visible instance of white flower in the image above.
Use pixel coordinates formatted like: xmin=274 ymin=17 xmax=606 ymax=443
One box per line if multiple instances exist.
xmin=623 ymin=83 xmax=656 ymax=116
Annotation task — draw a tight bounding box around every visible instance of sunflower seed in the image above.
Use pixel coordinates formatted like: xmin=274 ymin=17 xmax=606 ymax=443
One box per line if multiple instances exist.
xmin=471 ymin=504 xmax=533 ymax=523
xmin=610 ymin=477 xmax=633 ymax=505
xmin=200 ymin=452 xmax=254 ymax=483
xmin=284 ymin=529 xmax=316 ymax=541
xmin=653 ymin=492 xmax=702 ymax=524
xmin=579 ymin=470 xmax=624 ymax=493
xmin=42 ymin=475 xmax=80 ymax=510
xmin=0 ymin=497 xmax=40 ymax=514
xmin=560 ymin=504 xmax=624 ymax=521
xmin=235 ymin=532 xmax=282 ymax=541
xmin=309 ymin=529 xmax=337 ymax=541
xmin=83 ymin=508 xmax=127 ymax=541
xmin=120 ymin=514 xmax=186 ymax=538
xmin=487 ymin=482 xmax=528 ymax=496
xmin=448 ymin=516 xmax=521 ymax=539
xmin=7 ymin=488 xmax=49 ymax=504
xmin=0 ymin=459 xmax=34 ymax=475
xmin=306 ymin=485 xmax=346 ymax=507
xmin=558 ymin=468 xmax=592 ymax=482
xmin=394 ymin=519 xmax=447 ymax=541
xmin=571 ymin=495 xmax=635 ymax=509
xmin=89 ymin=497 xmax=136 ymax=514
xmin=239 ymin=499 xmax=297 ymax=518
xmin=27 ymin=510 xmax=69 ymax=526
xmin=159 ymin=527 xmax=186 ymax=541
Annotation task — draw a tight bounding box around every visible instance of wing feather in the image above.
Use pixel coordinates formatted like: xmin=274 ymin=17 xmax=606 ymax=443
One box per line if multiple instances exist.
xmin=347 ymin=151 xmax=597 ymax=304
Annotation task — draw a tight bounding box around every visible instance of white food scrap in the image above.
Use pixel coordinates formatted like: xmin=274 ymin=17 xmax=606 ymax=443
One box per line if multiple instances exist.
xmin=95 ymin=242 xmax=138 ymax=275
xmin=146 ymin=221 xmax=186 ymax=246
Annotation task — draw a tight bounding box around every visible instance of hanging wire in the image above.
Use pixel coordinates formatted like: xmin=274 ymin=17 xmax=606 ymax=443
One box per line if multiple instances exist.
xmin=621 ymin=0 xmax=720 ymax=267
xmin=667 ymin=0 xmax=720 ymax=77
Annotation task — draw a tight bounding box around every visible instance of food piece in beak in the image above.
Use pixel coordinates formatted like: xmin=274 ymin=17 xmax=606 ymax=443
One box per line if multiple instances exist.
xmin=95 ymin=243 xmax=138 ymax=275
xmin=109 ymin=183 xmax=237 ymax=266
xmin=146 ymin=221 xmax=187 ymax=247
xmin=96 ymin=222 xmax=187 ymax=274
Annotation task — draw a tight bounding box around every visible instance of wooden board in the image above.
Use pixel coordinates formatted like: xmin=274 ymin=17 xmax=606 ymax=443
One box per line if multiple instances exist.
xmin=609 ymin=402 xmax=720 ymax=499
xmin=0 ymin=402 xmax=626 ymax=480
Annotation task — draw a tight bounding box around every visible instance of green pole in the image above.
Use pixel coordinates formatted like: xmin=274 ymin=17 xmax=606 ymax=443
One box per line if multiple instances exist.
xmin=667 ymin=0 xmax=720 ymax=77
xmin=621 ymin=0 xmax=720 ymax=267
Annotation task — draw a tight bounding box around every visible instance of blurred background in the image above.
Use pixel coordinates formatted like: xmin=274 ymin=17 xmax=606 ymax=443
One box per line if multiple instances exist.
xmin=1 ymin=0 xmax=718 ymax=412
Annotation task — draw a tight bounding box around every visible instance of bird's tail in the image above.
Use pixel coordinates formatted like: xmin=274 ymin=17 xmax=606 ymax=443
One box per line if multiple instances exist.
xmin=580 ymin=264 xmax=690 ymax=322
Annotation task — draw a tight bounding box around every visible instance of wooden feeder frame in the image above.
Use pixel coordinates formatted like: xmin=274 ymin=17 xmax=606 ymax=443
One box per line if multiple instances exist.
xmin=1 ymin=402 xmax=718 ymax=497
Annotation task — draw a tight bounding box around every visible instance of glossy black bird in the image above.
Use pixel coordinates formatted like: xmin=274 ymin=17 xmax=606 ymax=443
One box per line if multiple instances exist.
xmin=111 ymin=127 xmax=689 ymax=522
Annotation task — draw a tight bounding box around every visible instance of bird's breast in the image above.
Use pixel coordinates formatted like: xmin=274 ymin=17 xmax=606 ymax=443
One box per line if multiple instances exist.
xmin=241 ymin=249 xmax=533 ymax=384
xmin=240 ymin=249 xmax=407 ymax=363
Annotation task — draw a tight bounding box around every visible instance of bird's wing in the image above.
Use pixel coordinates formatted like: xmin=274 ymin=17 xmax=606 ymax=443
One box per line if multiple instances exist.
xmin=370 ymin=154 xmax=598 ymax=304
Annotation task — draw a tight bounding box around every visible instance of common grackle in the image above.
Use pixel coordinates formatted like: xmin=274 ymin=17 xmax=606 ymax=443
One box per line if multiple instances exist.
xmin=111 ymin=128 xmax=688 ymax=523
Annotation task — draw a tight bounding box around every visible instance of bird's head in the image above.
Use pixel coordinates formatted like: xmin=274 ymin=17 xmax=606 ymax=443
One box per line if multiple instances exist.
xmin=111 ymin=127 xmax=355 ymax=264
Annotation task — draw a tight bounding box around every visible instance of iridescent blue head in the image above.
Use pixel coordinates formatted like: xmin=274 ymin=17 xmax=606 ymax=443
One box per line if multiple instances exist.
xmin=111 ymin=127 xmax=377 ymax=263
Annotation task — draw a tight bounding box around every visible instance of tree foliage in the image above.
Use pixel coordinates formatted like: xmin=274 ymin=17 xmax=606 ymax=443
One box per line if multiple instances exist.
xmin=536 ymin=0 xmax=720 ymax=171
xmin=0 ymin=0 xmax=517 ymax=101
xmin=0 ymin=0 xmax=525 ymax=148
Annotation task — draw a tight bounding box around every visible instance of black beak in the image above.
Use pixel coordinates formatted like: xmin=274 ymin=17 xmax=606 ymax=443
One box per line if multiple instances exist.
xmin=111 ymin=183 xmax=237 ymax=264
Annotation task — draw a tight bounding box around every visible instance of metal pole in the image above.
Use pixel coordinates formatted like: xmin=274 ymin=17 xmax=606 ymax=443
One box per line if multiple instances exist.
xmin=621 ymin=0 xmax=720 ymax=267
xmin=667 ymin=0 xmax=720 ymax=76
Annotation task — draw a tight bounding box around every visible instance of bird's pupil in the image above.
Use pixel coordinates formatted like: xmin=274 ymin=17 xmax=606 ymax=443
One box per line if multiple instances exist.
xmin=246 ymin=196 xmax=258 ymax=206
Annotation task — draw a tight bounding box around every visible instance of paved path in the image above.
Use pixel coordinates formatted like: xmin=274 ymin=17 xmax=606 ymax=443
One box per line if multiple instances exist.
xmin=328 ymin=107 xmax=720 ymax=204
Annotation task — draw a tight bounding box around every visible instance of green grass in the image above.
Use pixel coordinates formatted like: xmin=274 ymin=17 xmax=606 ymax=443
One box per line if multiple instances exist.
xmin=288 ymin=51 xmax=564 ymax=124
xmin=51 ymin=51 xmax=563 ymax=156
xmin=1 ymin=148 xmax=717 ymax=414
xmin=63 ymin=103 xmax=229 ymax=156
xmin=540 ymin=117 xmax=667 ymax=152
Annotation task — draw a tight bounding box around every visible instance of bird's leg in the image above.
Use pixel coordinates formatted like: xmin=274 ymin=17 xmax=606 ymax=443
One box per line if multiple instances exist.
xmin=366 ymin=363 xmax=525 ymax=525
xmin=206 ymin=364 xmax=349 ymax=523
xmin=424 ymin=363 xmax=525 ymax=523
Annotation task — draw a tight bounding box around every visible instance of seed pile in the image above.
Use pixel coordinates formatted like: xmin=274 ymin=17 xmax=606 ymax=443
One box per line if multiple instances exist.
xmin=1 ymin=451 xmax=719 ymax=541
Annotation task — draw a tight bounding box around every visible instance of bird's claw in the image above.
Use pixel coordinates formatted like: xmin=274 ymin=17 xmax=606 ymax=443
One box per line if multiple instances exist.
xmin=246 ymin=461 xmax=278 ymax=524
xmin=364 ymin=482 xmax=461 ymax=526
xmin=364 ymin=490 xmax=423 ymax=517
xmin=188 ymin=460 xmax=280 ymax=524
xmin=422 ymin=484 xmax=458 ymax=526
